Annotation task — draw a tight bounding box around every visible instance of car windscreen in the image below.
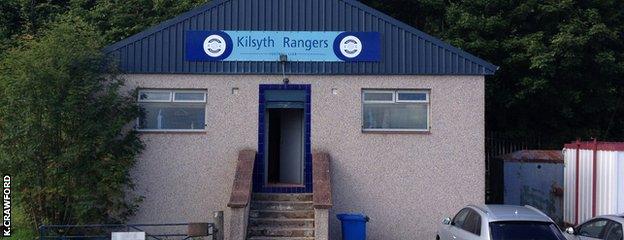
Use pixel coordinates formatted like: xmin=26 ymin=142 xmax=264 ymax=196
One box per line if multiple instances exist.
xmin=489 ymin=221 xmax=566 ymax=240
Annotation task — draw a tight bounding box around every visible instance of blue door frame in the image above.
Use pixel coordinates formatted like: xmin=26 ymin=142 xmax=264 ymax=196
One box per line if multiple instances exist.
xmin=254 ymin=84 xmax=312 ymax=193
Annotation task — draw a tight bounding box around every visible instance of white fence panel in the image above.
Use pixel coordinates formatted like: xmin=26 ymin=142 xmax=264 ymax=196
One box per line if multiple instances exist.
xmin=618 ymin=151 xmax=624 ymax=214
xmin=563 ymin=142 xmax=624 ymax=225
xmin=563 ymin=148 xmax=576 ymax=225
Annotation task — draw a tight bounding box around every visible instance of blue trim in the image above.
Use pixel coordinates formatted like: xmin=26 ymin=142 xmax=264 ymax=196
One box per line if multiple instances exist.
xmin=102 ymin=0 xmax=498 ymax=75
xmin=254 ymin=84 xmax=312 ymax=193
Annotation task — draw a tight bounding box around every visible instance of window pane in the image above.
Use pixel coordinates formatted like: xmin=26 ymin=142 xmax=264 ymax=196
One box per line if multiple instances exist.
xmin=489 ymin=222 xmax=565 ymax=240
xmin=363 ymin=91 xmax=394 ymax=102
xmin=579 ymin=220 xmax=609 ymax=238
xmin=462 ymin=211 xmax=481 ymax=235
xmin=397 ymin=92 xmax=427 ymax=101
xmin=139 ymin=91 xmax=170 ymax=101
xmin=174 ymin=92 xmax=205 ymax=102
xmin=138 ymin=102 xmax=205 ymax=130
xmin=452 ymin=209 xmax=470 ymax=228
xmin=605 ymin=222 xmax=623 ymax=240
xmin=363 ymin=103 xmax=428 ymax=130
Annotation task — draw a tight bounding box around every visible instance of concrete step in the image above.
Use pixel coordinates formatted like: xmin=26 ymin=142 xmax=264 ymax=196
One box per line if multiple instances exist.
xmin=247 ymin=227 xmax=315 ymax=237
xmin=251 ymin=201 xmax=314 ymax=211
xmin=249 ymin=218 xmax=315 ymax=228
xmin=253 ymin=193 xmax=313 ymax=202
xmin=249 ymin=210 xmax=315 ymax=219
xmin=248 ymin=237 xmax=315 ymax=240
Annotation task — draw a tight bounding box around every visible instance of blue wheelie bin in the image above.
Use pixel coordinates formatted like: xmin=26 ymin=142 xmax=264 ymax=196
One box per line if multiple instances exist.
xmin=337 ymin=213 xmax=369 ymax=240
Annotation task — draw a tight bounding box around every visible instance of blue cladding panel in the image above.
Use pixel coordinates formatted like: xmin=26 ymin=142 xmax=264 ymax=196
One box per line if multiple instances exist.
xmin=103 ymin=0 xmax=497 ymax=75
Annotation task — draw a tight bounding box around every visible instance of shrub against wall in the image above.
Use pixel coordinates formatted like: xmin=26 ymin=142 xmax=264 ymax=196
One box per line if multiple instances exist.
xmin=0 ymin=17 xmax=143 ymax=230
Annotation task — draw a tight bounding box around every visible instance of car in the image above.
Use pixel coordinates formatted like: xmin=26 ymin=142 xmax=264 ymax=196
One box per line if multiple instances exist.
xmin=564 ymin=215 xmax=623 ymax=240
xmin=436 ymin=205 xmax=567 ymax=240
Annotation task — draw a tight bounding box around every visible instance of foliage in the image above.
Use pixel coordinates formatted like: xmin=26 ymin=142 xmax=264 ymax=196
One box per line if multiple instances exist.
xmin=363 ymin=0 xmax=624 ymax=147
xmin=71 ymin=0 xmax=209 ymax=43
xmin=0 ymin=17 xmax=144 ymax=229
xmin=445 ymin=0 xmax=624 ymax=146
xmin=0 ymin=0 xmax=209 ymax=57
xmin=10 ymin=204 xmax=38 ymax=239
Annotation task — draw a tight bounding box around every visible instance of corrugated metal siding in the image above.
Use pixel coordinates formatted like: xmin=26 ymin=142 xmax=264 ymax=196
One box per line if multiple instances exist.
xmin=563 ymin=143 xmax=624 ymax=225
xmin=579 ymin=149 xmax=593 ymax=223
xmin=619 ymin=151 xmax=624 ymax=214
xmin=503 ymin=161 xmax=564 ymax=224
xmin=596 ymin=150 xmax=618 ymax=215
xmin=104 ymin=0 xmax=498 ymax=75
xmin=563 ymin=148 xmax=576 ymax=225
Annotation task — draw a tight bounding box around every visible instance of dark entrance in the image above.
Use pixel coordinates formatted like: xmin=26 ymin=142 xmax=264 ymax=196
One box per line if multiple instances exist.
xmin=255 ymin=84 xmax=312 ymax=193
xmin=266 ymin=108 xmax=304 ymax=185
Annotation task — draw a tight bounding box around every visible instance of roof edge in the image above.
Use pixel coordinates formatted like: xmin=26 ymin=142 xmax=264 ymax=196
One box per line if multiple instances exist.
xmin=103 ymin=0 xmax=499 ymax=75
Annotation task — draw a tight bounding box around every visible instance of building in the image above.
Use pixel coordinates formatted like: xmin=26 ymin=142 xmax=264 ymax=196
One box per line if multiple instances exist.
xmin=103 ymin=0 xmax=498 ymax=239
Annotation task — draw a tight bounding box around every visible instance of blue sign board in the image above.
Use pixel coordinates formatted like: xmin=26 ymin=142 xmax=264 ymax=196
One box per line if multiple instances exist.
xmin=185 ymin=31 xmax=381 ymax=62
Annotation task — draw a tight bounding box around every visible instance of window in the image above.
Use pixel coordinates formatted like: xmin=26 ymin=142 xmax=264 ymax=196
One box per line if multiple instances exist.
xmin=605 ymin=222 xmax=623 ymax=240
xmin=362 ymin=89 xmax=429 ymax=131
xmin=137 ymin=90 xmax=206 ymax=131
xmin=489 ymin=221 xmax=566 ymax=240
xmin=452 ymin=209 xmax=471 ymax=229
xmin=579 ymin=219 xmax=610 ymax=239
xmin=462 ymin=211 xmax=481 ymax=235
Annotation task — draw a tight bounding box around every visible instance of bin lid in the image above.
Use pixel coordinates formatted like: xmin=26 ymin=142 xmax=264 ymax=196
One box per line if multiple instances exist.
xmin=337 ymin=213 xmax=368 ymax=222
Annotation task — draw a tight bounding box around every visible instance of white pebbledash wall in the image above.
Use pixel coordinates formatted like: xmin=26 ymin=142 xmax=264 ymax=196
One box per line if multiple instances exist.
xmin=122 ymin=74 xmax=485 ymax=240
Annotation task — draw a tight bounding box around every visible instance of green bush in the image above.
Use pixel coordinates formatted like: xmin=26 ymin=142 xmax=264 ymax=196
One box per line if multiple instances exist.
xmin=0 ymin=16 xmax=144 ymax=231
xmin=10 ymin=204 xmax=37 ymax=239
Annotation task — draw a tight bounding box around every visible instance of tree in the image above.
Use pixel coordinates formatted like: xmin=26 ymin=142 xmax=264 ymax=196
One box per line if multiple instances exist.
xmin=0 ymin=17 xmax=143 ymax=230
xmin=363 ymin=0 xmax=624 ymax=147
xmin=442 ymin=0 xmax=624 ymax=146
xmin=0 ymin=0 xmax=72 ymax=57
xmin=71 ymin=0 xmax=209 ymax=43
xmin=0 ymin=0 xmax=209 ymax=56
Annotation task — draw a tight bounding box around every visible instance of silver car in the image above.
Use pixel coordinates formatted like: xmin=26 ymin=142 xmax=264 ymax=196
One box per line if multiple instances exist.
xmin=436 ymin=205 xmax=567 ymax=240
xmin=565 ymin=215 xmax=623 ymax=240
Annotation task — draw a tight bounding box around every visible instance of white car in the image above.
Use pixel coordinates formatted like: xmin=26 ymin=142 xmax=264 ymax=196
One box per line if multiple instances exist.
xmin=565 ymin=215 xmax=623 ymax=240
xmin=437 ymin=205 xmax=567 ymax=240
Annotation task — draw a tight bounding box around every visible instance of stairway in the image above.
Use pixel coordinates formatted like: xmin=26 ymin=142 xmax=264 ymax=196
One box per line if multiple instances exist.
xmin=247 ymin=193 xmax=315 ymax=240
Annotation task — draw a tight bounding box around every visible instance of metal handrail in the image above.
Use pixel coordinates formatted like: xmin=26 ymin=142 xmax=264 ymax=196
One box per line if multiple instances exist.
xmin=39 ymin=222 xmax=216 ymax=240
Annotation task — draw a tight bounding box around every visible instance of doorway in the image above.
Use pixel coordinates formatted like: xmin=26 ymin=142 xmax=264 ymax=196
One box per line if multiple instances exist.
xmin=266 ymin=108 xmax=304 ymax=185
xmin=255 ymin=85 xmax=311 ymax=193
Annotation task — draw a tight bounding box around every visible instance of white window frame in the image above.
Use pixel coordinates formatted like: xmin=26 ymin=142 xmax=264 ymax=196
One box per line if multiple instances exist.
xmin=136 ymin=89 xmax=207 ymax=132
xmin=361 ymin=89 xmax=431 ymax=133
xmin=362 ymin=90 xmax=396 ymax=103
xmin=137 ymin=90 xmax=173 ymax=103
xmin=396 ymin=90 xmax=429 ymax=103
xmin=173 ymin=90 xmax=207 ymax=103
